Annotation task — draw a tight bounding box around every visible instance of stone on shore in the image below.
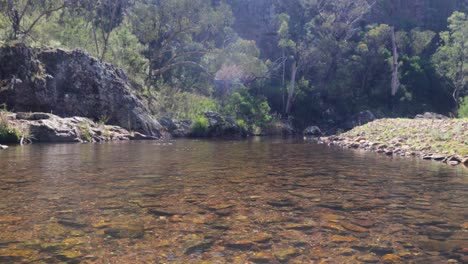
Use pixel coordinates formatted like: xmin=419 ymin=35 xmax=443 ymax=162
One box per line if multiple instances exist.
xmin=303 ymin=126 xmax=322 ymax=136
xmin=320 ymin=118 xmax=468 ymax=167
xmin=0 ymin=44 xmax=165 ymax=137
xmin=5 ymin=112 xmax=136 ymax=143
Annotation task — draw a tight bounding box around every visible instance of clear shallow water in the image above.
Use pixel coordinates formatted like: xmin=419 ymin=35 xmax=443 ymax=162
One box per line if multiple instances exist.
xmin=0 ymin=138 xmax=467 ymax=263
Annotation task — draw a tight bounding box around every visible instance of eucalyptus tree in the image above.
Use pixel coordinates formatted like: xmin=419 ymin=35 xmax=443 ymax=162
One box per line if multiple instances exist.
xmin=62 ymin=0 xmax=130 ymax=61
xmin=128 ymin=0 xmax=234 ymax=87
xmin=433 ymin=12 xmax=468 ymax=114
xmin=274 ymin=0 xmax=376 ymax=115
xmin=0 ymin=0 xmax=70 ymax=41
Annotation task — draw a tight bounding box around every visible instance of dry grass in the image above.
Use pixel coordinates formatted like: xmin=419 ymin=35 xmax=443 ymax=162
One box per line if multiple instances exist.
xmin=341 ymin=118 xmax=468 ymax=156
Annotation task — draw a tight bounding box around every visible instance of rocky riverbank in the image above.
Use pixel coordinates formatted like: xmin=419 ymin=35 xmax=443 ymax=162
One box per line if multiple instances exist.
xmin=0 ymin=44 xmax=165 ymax=137
xmin=0 ymin=112 xmax=156 ymax=146
xmin=320 ymin=118 xmax=468 ymax=167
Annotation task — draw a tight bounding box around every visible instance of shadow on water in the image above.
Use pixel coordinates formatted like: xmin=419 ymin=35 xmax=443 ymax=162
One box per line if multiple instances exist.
xmin=0 ymin=138 xmax=467 ymax=263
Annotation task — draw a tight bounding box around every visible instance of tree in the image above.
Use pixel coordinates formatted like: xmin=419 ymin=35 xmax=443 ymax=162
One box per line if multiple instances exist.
xmin=128 ymin=0 xmax=233 ymax=86
xmin=0 ymin=0 xmax=69 ymax=41
xmin=92 ymin=0 xmax=130 ymax=61
xmin=274 ymin=0 xmax=376 ymax=116
xmin=433 ymin=12 xmax=468 ymax=114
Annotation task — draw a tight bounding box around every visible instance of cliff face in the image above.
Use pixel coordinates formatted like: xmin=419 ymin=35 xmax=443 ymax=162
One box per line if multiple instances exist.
xmin=0 ymin=44 xmax=165 ymax=137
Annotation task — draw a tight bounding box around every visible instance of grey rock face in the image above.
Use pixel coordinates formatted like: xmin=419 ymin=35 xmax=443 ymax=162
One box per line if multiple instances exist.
xmin=303 ymin=126 xmax=322 ymax=137
xmin=0 ymin=44 xmax=166 ymax=137
xmin=13 ymin=112 xmax=131 ymax=143
xmin=158 ymin=116 xmax=192 ymax=138
xmin=202 ymin=111 xmax=248 ymax=138
xmin=186 ymin=111 xmax=247 ymax=138
xmin=414 ymin=112 xmax=449 ymax=119
xmin=343 ymin=110 xmax=376 ymax=130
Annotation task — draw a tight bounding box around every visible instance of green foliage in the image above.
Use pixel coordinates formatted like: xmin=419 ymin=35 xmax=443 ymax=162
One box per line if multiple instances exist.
xmin=431 ymin=130 xmax=451 ymax=142
xmin=223 ymin=87 xmax=272 ymax=130
xmin=459 ymin=97 xmax=468 ymax=118
xmin=0 ymin=113 xmax=21 ymax=143
xmin=0 ymin=0 xmax=465 ymax=129
xmin=107 ymin=21 xmax=148 ymax=85
xmin=0 ymin=0 xmax=67 ymax=41
xmin=155 ymin=82 xmax=219 ymax=120
xmin=235 ymin=119 xmax=248 ymax=131
xmin=190 ymin=115 xmax=210 ymax=137
xmin=432 ymin=12 xmax=468 ymax=113
xmin=204 ymin=38 xmax=268 ymax=84
xmin=78 ymin=123 xmax=92 ymax=142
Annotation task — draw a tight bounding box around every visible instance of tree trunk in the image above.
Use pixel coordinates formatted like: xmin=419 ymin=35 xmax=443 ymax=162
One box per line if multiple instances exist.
xmin=100 ymin=33 xmax=110 ymax=62
xmin=11 ymin=10 xmax=20 ymax=40
xmin=453 ymin=86 xmax=460 ymax=115
xmin=92 ymin=25 xmax=100 ymax=56
xmin=285 ymin=61 xmax=297 ymax=115
xmin=281 ymin=49 xmax=286 ymax=114
xmin=391 ymin=26 xmax=400 ymax=97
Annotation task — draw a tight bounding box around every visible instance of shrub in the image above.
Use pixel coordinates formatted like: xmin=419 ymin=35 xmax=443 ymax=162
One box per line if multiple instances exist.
xmin=190 ymin=115 xmax=210 ymax=137
xmin=0 ymin=113 xmax=21 ymax=143
xmin=223 ymin=88 xmax=272 ymax=130
xmin=154 ymin=82 xmax=219 ymax=120
xmin=78 ymin=123 xmax=92 ymax=142
xmin=459 ymin=96 xmax=468 ymax=118
xmin=236 ymin=119 xmax=248 ymax=131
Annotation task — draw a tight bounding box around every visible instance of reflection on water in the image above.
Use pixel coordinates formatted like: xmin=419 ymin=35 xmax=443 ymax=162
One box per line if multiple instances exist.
xmin=0 ymin=138 xmax=467 ymax=263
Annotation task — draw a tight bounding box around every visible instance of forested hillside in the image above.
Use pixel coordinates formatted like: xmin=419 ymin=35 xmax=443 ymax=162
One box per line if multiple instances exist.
xmin=0 ymin=0 xmax=467 ymax=131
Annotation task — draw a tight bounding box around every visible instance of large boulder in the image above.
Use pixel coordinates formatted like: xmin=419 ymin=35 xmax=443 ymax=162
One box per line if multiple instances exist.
xmin=261 ymin=120 xmax=295 ymax=136
xmin=158 ymin=116 xmax=192 ymax=138
xmin=191 ymin=111 xmax=248 ymax=138
xmin=342 ymin=110 xmax=376 ymax=130
xmin=303 ymin=126 xmax=322 ymax=137
xmin=415 ymin=112 xmax=449 ymax=120
xmin=0 ymin=44 xmax=166 ymax=137
xmin=11 ymin=112 xmax=132 ymax=143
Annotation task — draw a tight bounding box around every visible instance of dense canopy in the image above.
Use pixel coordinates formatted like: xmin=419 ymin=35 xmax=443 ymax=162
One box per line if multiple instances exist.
xmin=0 ymin=0 xmax=467 ymax=129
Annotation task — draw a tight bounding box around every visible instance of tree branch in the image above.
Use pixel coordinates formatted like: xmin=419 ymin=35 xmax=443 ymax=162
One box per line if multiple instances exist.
xmin=152 ymin=61 xmax=208 ymax=76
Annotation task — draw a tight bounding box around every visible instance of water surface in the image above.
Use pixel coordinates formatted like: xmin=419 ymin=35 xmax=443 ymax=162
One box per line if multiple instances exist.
xmin=0 ymin=138 xmax=467 ymax=263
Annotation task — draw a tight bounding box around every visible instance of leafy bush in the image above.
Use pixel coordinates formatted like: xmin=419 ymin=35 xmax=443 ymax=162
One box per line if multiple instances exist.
xmin=154 ymin=83 xmax=219 ymax=120
xmin=78 ymin=123 xmax=92 ymax=142
xmin=223 ymin=88 xmax=272 ymax=130
xmin=0 ymin=113 xmax=21 ymax=143
xmin=459 ymin=96 xmax=468 ymax=118
xmin=190 ymin=115 xmax=210 ymax=137
xmin=235 ymin=119 xmax=248 ymax=131
xmin=431 ymin=130 xmax=450 ymax=141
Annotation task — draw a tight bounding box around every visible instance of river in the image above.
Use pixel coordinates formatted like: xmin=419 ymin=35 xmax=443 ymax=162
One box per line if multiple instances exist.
xmin=0 ymin=138 xmax=467 ymax=263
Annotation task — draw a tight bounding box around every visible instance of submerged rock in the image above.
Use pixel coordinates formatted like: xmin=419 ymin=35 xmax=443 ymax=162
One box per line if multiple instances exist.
xmin=104 ymin=223 xmax=145 ymax=239
xmin=274 ymin=248 xmax=300 ymax=262
xmin=183 ymin=235 xmax=214 ymax=254
xmin=250 ymin=251 xmax=276 ymax=263
xmin=382 ymin=254 xmax=401 ymax=263
xmin=331 ymin=235 xmax=359 ymax=243
xmin=225 ymin=239 xmax=255 ymax=250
